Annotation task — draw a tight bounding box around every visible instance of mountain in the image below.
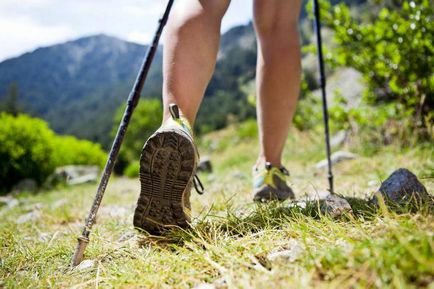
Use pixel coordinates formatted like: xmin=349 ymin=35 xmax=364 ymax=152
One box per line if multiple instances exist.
xmin=0 ymin=0 xmax=367 ymax=146
xmin=0 ymin=25 xmax=258 ymax=146
xmin=0 ymin=34 xmax=163 ymax=145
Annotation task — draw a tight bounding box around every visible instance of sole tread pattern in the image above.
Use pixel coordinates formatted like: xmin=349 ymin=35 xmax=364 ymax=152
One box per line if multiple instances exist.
xmin=133 ymin=130 xmax=195 ymax=235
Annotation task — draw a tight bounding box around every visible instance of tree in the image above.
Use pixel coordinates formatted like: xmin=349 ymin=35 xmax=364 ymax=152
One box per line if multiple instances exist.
xmin=1 ymin=83 xmax=20 ymax=116
xmin=112 ymin=99 xmax=163 ymax=166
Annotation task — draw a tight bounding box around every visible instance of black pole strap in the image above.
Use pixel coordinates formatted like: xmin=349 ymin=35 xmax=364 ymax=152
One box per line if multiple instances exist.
xmin=312 ymin=0 xmax=334 ymax=194
xmin=72 ymin=0 xmax=175 ymax=267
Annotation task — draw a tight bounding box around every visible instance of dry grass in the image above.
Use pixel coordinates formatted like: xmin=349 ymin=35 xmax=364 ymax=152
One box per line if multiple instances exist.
xmin=1 ymin=127 xmax=433 ymax=288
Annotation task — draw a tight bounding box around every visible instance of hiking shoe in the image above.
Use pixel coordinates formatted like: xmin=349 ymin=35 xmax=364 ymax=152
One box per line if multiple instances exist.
xmin=133 ymin=104 xmax=201 ymax=234
xmin=252 ymin=162 xmax=295 ymax=202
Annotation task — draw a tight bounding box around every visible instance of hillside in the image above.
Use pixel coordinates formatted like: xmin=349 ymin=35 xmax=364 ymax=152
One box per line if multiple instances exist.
xmin=0 ymin=35 xmax=163 ymax=145
xmin=1 ymin=125 xmax=433 ymax=288
xmin=0 ymin=24 xmax=259 ymax=146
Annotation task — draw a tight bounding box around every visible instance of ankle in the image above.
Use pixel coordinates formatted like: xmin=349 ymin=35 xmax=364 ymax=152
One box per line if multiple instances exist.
xmin=255 ymin=155 xmax=282 ymax=168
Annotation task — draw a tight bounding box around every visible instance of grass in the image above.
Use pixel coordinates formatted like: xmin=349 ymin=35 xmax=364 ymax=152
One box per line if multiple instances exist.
xmin=1 ymin=127 xmax=433 ymax=288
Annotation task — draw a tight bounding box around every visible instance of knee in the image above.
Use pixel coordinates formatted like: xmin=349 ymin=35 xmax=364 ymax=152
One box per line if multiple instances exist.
xmin=253 ymin=4 xmax=300 ymax=38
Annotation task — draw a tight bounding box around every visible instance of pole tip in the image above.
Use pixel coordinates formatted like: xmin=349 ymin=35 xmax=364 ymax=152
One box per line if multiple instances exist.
xmin=71 ymin=236 xmax=89 ymax=267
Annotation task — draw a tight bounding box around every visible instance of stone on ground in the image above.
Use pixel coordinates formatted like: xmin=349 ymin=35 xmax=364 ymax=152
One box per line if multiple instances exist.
xmin=371 ymin=168 xmax=431 ymax=207
xmin=0 ymin=196 xmax=19 ymax=208
xmin=75 ymin=259 xmax=95 ymax=271
xmin=315 ymin=151 xmax=358 ymax=169
xmin=46 ymin=165 xmax=99 ymax=187
xmin=267 ymin=239 xmax=304 ymax=263
xmin=16 ymin=210 xmax=41 ymax=224
xmin=330 ymin=130 xmax=348 ymax=147
xmin=197 ymin=156 xmax=213 ymax=173
xmin=320 ymin=194 xmax=353 ymax=218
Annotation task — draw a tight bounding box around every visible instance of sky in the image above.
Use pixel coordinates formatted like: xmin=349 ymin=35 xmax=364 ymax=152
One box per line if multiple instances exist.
xmin=0 ymin=0 xmax=253 ymax=61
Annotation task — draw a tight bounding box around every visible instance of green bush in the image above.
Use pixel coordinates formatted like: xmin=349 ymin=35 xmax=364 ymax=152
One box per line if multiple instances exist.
xmin=324 ymin=0 xmax=433 ymax=133
xmin=51 ymin=136 xmax=106 ymax=168
xmin=112 ymin=99 xmax=162 ymax=163
xmin=0 ymin=113 xmax=55 ymax=192
xmin=124 ymin=161 xmax=140 ymax=178
xmin=0 ymin=113 xmax=106 ymax=193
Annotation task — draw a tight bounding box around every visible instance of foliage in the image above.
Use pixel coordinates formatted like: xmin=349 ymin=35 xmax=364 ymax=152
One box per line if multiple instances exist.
xmin=1 ymin=124 xmax=433 ymax=288
xmin=112 ymin=99 xmax=162 ymax=165
xmin=124 ymin=161 xmax=140 ymax=178
xmin=0 ymin=83 xmax=20 ymax=116
xmin=324 ymin=0 xmax=433 ymax=130
xmin=0 ymin=113 xmax=106 ymax=193
xmin=51 ymin=136 xmax=106 ymax=168
xmin=0 ymin=113 xmax=55 ymax=192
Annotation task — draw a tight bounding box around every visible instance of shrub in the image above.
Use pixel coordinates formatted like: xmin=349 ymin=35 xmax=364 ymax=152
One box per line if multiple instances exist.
xmin=51 ymin=136 xmax=106 ymax=168
xmin=324 ymin=0 xmax=433 ymax=133
xmin=124 ymin=161 xmax=140 ymax=178
xmin=112 ymin=99 xmax=162 ymax=163
xmin=0 ymin=113 xmax=55 ymax=192
xmin=0 ymin=113 xmax=107 ymax=193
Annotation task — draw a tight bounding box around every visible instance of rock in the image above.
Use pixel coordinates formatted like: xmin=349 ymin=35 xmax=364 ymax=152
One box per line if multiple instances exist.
xmin=315 ymin=151 xmax=358 ymax=169
xmin=67 ymin=174 xmax=98 ymax=185
xmin=75 ymin=259 xmax=95 ymax=271
xmin=267 ymin=239 xmax=304 ymax=263
xmin=100 ymin=205 xmax=130 ymax=218
xmin=368 ymin=180 xmax=380 ymax=187
xmin=371 ymin=168 xmax=431 ymax=206
xmin=38 ymin=232 xmax=51 ymax=242
xmin=330 ymin=130 xmax=348 ymax=148
xmin=197 ymin=156 xmax=212 ymax=173
xmin=312 ymin=67 xmax=364 ymax=108
xmin=320 ymin=194 xmax=353 ymax=218
xmin=46 ymin=165 xmax=99 ymax=187
xmin=51 ymin=198 xmax=67 ymax=209
xmin=117 ymin=231 xmax=136 ymax=242
xmin=193 ymin=284 xmax=216 ymax=289
xmin=304 ymin=190 xmax=331 ymax=201
xmin=0 ymin=196 xmax=19 ymax=208
xmin=12 ymin=179 xmax=38 ymax=193
xmin=16 ymin=210 xmax=41 ymax=224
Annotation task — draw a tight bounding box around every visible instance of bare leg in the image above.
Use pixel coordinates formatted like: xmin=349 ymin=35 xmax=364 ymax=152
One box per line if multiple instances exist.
xmin=162 ymin=0 xmax=231 ymax=125
xmin=254 ymin=0 xmax=302 ymax=167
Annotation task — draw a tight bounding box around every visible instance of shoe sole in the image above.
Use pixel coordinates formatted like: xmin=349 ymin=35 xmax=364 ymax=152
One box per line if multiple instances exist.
xmin=133 ymin=130 xmax=196 ymax=235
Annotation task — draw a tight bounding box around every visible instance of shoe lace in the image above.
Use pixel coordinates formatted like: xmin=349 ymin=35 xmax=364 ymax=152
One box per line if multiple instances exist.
xmin=193 ymin=174 xmax=205 ymax=195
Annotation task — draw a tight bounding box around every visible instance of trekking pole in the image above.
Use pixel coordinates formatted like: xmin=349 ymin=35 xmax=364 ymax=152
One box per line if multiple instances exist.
xmin=312 ymin=0 xmax=334 ymax=194
xmin=71 ymin=0 xmax=175 ymax=267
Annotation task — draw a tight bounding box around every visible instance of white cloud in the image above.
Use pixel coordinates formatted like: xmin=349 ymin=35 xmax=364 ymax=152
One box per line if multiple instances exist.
xmin=0 ymin=16 xmax=77 ymax=60
xmin=0 ymin=0 xmax=252 ymax=62
xmin=125 ymin=31 xmax=152 ymax=45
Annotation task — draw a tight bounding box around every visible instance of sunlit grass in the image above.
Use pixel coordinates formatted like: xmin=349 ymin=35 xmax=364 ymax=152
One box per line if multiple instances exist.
xmin=1 ymin=128 xmax=433 ymax=288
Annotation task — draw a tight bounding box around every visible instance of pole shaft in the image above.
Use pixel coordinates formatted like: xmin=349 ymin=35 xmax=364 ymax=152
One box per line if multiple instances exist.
xmin=72 ymin=0 xmax=175 ymax=266
xmin=313 ymin=0 xmax=334 ymax=194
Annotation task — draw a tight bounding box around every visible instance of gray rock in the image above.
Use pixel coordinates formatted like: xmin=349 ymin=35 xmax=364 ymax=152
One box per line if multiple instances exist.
xmin=267 ymin=239 xmax=304 ymax=263
xmin=197 ymin=156 xmax=213 ymax=173
xmin=320 ymin=194 xmax=353 ymax=218
xmin=193 ymin=284 xmax=216 ymax=289
xmin=51 ymin=198 xmax=67 ymax=209
xmin=312 ymin=67 xmax=364 ymax=108
xmin=371 ymin=168 xmax=431 ymax=206
xmin=330 ymin=130 xmax=348 ymax=148
xmin=75 ymin=259 xmax=95 ymax=271
xmin=38 ymin=232 xmax=51 ymax=242
xmin=46 ymin=165 xmax=99 ymax=186
xmin=315 ymin=151 xmax=358 ymax=169
xmin=16 ymin=210 xmax=41 ymax=224
xmin=0 ymin=196 xmax=19 ymax=208
xmin=12 ymin=179 xmax=37 ymax=193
